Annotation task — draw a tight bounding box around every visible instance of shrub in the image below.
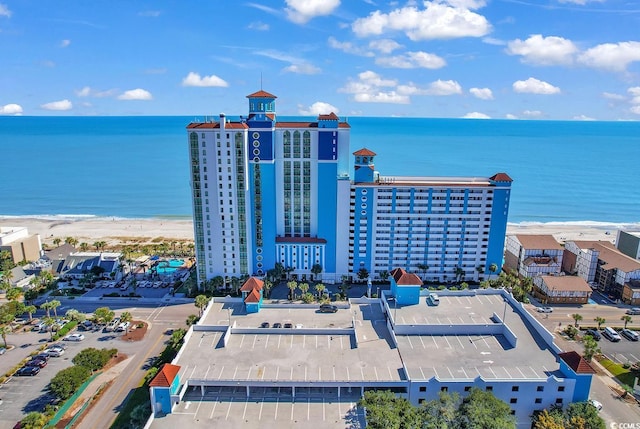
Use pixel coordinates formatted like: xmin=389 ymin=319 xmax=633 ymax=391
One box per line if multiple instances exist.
xmin=50 ymin=365 xmax=92 ymax=399
xmin=301 ymin=293 xmax=315 ymax=303
xmin=52 ymin=320 xmax=78 ymax=341
xmin=72 ymin=347 xmax=116 ymax=372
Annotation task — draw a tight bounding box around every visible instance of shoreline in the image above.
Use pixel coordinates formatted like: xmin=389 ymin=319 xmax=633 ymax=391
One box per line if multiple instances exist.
xmin=2 ymin=216 xmax=639 ymax=247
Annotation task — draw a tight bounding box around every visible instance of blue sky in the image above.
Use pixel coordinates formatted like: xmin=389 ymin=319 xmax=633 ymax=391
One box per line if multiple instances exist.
xmin=1 ymin=0 xmax=640 ymax=120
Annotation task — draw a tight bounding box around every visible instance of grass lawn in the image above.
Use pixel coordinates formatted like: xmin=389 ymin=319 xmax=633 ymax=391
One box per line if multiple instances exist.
xmin=599 ymin=358 xmax=638 ymax=388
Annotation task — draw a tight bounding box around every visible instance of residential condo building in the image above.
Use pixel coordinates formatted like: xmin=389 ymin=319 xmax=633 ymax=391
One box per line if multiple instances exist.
xmin=187 ymin=91 xmax=512 ymax=287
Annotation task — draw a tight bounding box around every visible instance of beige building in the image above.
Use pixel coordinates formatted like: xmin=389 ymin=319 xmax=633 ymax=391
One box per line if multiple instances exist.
xmin=0 ymin=227 xmax=42 ymax=264
xmin=504 ymin=234 xmax=564 ymax=278
xmin=532 ymin=275 xmax=592 ymax=304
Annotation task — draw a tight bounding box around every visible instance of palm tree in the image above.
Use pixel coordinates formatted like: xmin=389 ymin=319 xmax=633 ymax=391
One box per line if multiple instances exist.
xmin=120 ymin=311 xmax=133 ymax=324
xmin=417 ymin=263 xmax=429 ymax=281
xmin=379 ymin=270 xmax=389 ymax=282
xmin=571 ymin=313 xmax=583 ymax=327
xmin=287 ymin=281 xmax=298 ymax=300
xmin=263 ymin=279 xmax=273 ymax=299
xmin=65 ymin=237 xmax=79 ymax=247
xmin=0 ymin=324 xmax=12 ymax=347
xmin=41 ymin=301 xmax=53 ymax=318
xmin=621 ymin=315 xmax=633 ymax=329
xmin=594 ymin=317 xmax=606 ymax=330
xmin=24 ymin=305 xmax=37 ymax=322
xmin=49 ymin=300 xmax=61 ymax=318
xmin=476 ymin=264 xmax=484 ymax=281
xmin=311 ymin=264 xmax=322 ymax=281
xmin=195 ymin=295 xmax=209 ymax=316
xmin=53 ymin=238 xmax=62 ymax=247
xmin=299 ymin=282 xmax=309 ymax=297
xmin=488 ymin=263 xmax=498 ymax=280
xmin=454 ymin=267 xmax=465 ymax=283
xmin=315 ymin=283 xmax=326 ymax=299
xmin=80 ymin=242 xmax=89 ymax=252
xmin=42 ymin=317 xmax=56 ymax=341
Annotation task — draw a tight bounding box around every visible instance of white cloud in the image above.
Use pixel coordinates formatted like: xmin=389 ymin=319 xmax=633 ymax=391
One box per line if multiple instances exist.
xmin=285 ymin=0 xmax=340 ymax=24
xmin=505 ymin=113 xmax=518 ymax=119
xmin=0 ymin=103 xmax=22 ymax=115
xmin=41 ymin=99 xmax=72 ymax=111
xmin=628 ymin=87 xmax=640 ymax=104
xmin=352 ymin=2 xmax=491 ymax=41
xmin=368 ymin=39 xmax=402 ymax=54
xmin=462 ymin=111 xmax=491 ymax=119
xmin=631 ymin=105 xmax=640 ymax=115
xmin=283 ymin=63 xmax=321 ymax=74
xmin=138 ymin=10 xmax=161 ymax=17
xmin=117 ymin=89 xmax=153 ymax=100
xmin=60 ymin=39 xmax=71 ymax=48
xmin=578 ymin=42 xmax=640 ymax=72
xmin=513 ymin=77 xmax=560 ymax=95
xmin=523 ymin=110 xmax=543 ymax=117
xmin=339 ymin=71 xmax=410 ymax=104
xmin=573 ymin=114 xmax=595 ymax=121
xmin=328 ymin=37 xmax=373 ymax=56
xmin=469 ymin=87 xmax=493 ymax=100
xmin=506 ymin=34 xmax=577 ymax=66
xmin=427 ymin=79 xmax=462 ymax=96
xmin=602 ymin=92 xmax=625 ymax=101
xmin=0 ymin=3 xmax=11 ymax=17
xmin=376 ymin=51 xmax=446 ymax=69
xmin=76 ymin=86 xmax=91 ymax=97
xmin=483 ymin=37 xmax=506 ymax=46
xmin=182 ymin=72 xmax=229 ymax=87
xmin=298 ymin=101 xmax=340 ymax=115
xmin=248 ymin=21 xmax=269 ymax=31
xmin=75 ymin=86 xmax=118 ymax=98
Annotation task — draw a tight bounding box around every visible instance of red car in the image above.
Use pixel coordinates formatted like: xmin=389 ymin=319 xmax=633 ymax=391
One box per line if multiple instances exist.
xmin=26 ymin=358 xmax=47 ymax=368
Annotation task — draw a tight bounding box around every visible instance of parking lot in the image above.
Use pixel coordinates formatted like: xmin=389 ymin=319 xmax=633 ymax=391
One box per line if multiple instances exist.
xmin=586 ymin=329 xmax=640 ymax=365
xmin=149 ymin=387 xmax=365 ymax=429
xmin=0 ymin=322 xmax=145 ymax=427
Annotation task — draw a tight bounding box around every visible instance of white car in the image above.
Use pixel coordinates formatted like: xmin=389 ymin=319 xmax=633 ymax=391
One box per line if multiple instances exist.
xmin=63 ymin=333 xmax=85 ymax=342
xmin=537 ymin=306 xmax=553 ymax=313
xmin=589 ymin=399 xmax=603 ymax=411
xmin=43 ymin=347 xmax=65 ymax=357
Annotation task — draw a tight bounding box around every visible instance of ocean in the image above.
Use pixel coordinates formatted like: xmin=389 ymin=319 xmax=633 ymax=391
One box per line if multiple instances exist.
xmin=1 ymin=116 xmax=639 ymax=227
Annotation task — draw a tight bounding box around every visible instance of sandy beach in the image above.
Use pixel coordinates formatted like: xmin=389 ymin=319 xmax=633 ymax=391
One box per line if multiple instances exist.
xmin=1 ymin=216 xmax=632 ymax=248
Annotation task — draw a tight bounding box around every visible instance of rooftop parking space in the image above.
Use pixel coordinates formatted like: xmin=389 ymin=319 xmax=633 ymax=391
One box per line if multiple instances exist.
xmin=151 ymin=390 xmax=366 ymax=429
xmin=201 ymin=301 xmax=355 ymax=329
xmin=178 ymin=328 xmax=405 ymax=383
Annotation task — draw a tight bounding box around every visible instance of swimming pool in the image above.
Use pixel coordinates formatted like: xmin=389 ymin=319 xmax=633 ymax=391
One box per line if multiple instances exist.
xmin=154 ymin=259 xmax=185 ymax=275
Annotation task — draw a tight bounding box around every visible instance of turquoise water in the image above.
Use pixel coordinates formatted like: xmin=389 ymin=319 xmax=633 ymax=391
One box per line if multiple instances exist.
xmin=0 ymin=116 xmax=639 ymax=225
xmin=154 ymin=259 xmax=185 ymax=275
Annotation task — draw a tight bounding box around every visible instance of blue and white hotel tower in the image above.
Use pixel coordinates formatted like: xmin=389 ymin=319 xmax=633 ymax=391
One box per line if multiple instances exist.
xmin=187 ymin=90 xmax=512 ymax=288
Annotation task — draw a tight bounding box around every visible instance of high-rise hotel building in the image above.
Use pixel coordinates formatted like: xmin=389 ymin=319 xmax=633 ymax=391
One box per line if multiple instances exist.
xmin=187 ymin=90 xmax=512 ymax=286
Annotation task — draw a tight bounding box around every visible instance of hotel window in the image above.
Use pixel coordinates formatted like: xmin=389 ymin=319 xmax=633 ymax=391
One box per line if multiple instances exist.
xmin=486 ymin=386 xmax=493 ymax=392
xmin=512 ymin=386 xmax=519 ymax=392
xmin=555 ymin=398 xmax=563 ymax=404
xmin=558 ymin=386 xmax=565 ymax=392
xmin=535 ymin=398 xmax=542 ymax=404
xmin=419 ymin=386 xmax=426 ymax=392
xmin=510 ymin=398 xmax=517 ymax=404
xmin=440 ymin=387 xmax=448 ymax=392
xmin=464 ymin=386 xmax=471 ymax=392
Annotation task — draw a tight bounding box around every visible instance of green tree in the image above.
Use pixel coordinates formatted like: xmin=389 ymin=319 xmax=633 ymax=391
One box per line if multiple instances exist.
xmin=314 ymin=283 xmax=326 ymax=299
xmin=571 ymin=313 xmax=583 ymax=327
xmin=357 ymin=268 xmax=370 ymax=281
xmin=65 ymin=309 xmax=85 ymax=322
xmin=454 ymin=266 xmax=465 ymax=283
xmin=195 ymin=294 xmax=209 ymax=316
xmin=476 ymin=264 xmax=484 ymax=281
xmin=263 ymin=279 xmax=273 ymax=299
xmin=311 ymin=263 xmax=322 ymax=281
xmin=52 ymin=238 xmax=62 ymax=247
xmin=79 ymin=242 xmax=89 ymax=252
xmin=72 ymin=347 xmax=115 ymax=372
xmin=24 ymin=304 xmax=37 ymax=322
xmin=64 ymin=236 xmax=79 ymax=247
xmin=582 ymin=335 xmax=601 ymax=362
xmin=0 ymin=324 xmax=12 ymax=347
xmin=379 ymin=270 xmax=389 ymax=282
xmin=49 ymin=365 xmax=92 ymax=399
xmin=456 ymin=387 xmax=516 ymax=429
xmin=594 ymin=317 xmax=605 ymax=330
xmin=299 ymin=282 xmax=309 ymax=296
xmin=186 ymin=314 xmax=199 ymax=326
xmin=130 ymin=402 xmax=151 ymax=428
xmin=6 ymin=287 xmax=23 ymax=302
xmin=489 ymin=263 xmax=498 ymax=280
xmin=358 ymin=390 xmax=422 ymax=429
xmin=49 ymin=299 xmax=61 ymax=318
xmin=287 ymin=281 xmax=298 ymax=300
xmin=565 ymin=402 xmax=605 ymax=429
xmin=532 ymin=409 xmax=565 ymax=429
xmin=40 ymin=301 xmax=53 ymax=318
xmin=417 ymin=263 xmax=429 ymax=281
xmin=19 ymin=411 xmax=48 ymax=429
xmin=42 ymin=317 xmax=56 ymax=340
xmin=621 ymin=315 xmax=633 ymax=329
xmin=94 ymin=306 xmax=115 ymax=324
xmin=422 ymin=391 xmax=460 ymax=429
xmin=120 ymin=311 xmax=133 ymax=324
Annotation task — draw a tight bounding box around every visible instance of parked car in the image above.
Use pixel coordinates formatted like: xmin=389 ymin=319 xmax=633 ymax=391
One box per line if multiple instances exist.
xmin=284 ymin=322 xmax=293 ymax=329
xmin=603 ymin=327 xmax=622 ymax=342
xmin=537 ymin=306 xmax=553 ymax=313
xmin=273 ymin=323 xmax=282 ymax=328
xmin=319 ymin=304 xmax=338 ymax=313
xmin=49 ymin=342 xmax=67 ymax=350
xmin=26 ymin=358 xmax=47 ymax=368
xmin=0 ymin=347 xmax=6 ymax=355
xmin=78 ymin=320 xmax=94 ymax=331
xmin=104 ymin=317 xmax=121 ymax=333
xmin=43 ymin=347 xmax=65 ymax=357
xmin=32 ymin=353 xmax=49 ymax=362
xmin=260 ymin=322 xmax=270 ymax=328
xmin=63 ymin=333 xmax=85 ymax=342
xmin=428 ymin=293 xmax=440 ymax=306
xmin=584 ymin=329 xmax=601 ymax=341
xmin=621 ymin=329 xmax=639 ymax=341
xmin=16 ymin=366 xmax=40 ymax=376
xmin=626 ymin=308 xmax=640 ymax=315
xmin=589 ymin=399 xmax=603 ymax=411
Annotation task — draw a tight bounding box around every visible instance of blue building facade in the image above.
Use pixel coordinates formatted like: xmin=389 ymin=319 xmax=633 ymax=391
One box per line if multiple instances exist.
xmin=187 ymin=91 xmax=511 ymax=287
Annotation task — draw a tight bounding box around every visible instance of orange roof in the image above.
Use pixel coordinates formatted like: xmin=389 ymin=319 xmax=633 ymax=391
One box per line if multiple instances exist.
xmin=541 ymin=276 xmax=592 ymax=293
xmin=559 ymin=351 xmax=595 ymax=374
xmin=247 ymin=90 xmax=277 ymax=98
xmin=353 ymin=148 xmax=376 ymax=156
xmin=490 ymin=173 xmax=513 ymax=182
xmin=390 ymin=267 xmax=422 ymax=286
xmin=571 ymin=241 xmax=640 ymax=273
xmin=245 ymin=288 xmax=261 ymax=303
xmin=514 ymin=234 xmax=563 ymax=250
xmin=240 ymin=277 xmax=264 ymax=292
xmin=149 ymin=363 xmax=181 ymax=387
xmin=318 ymin=112 xmax=339 ymax=120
